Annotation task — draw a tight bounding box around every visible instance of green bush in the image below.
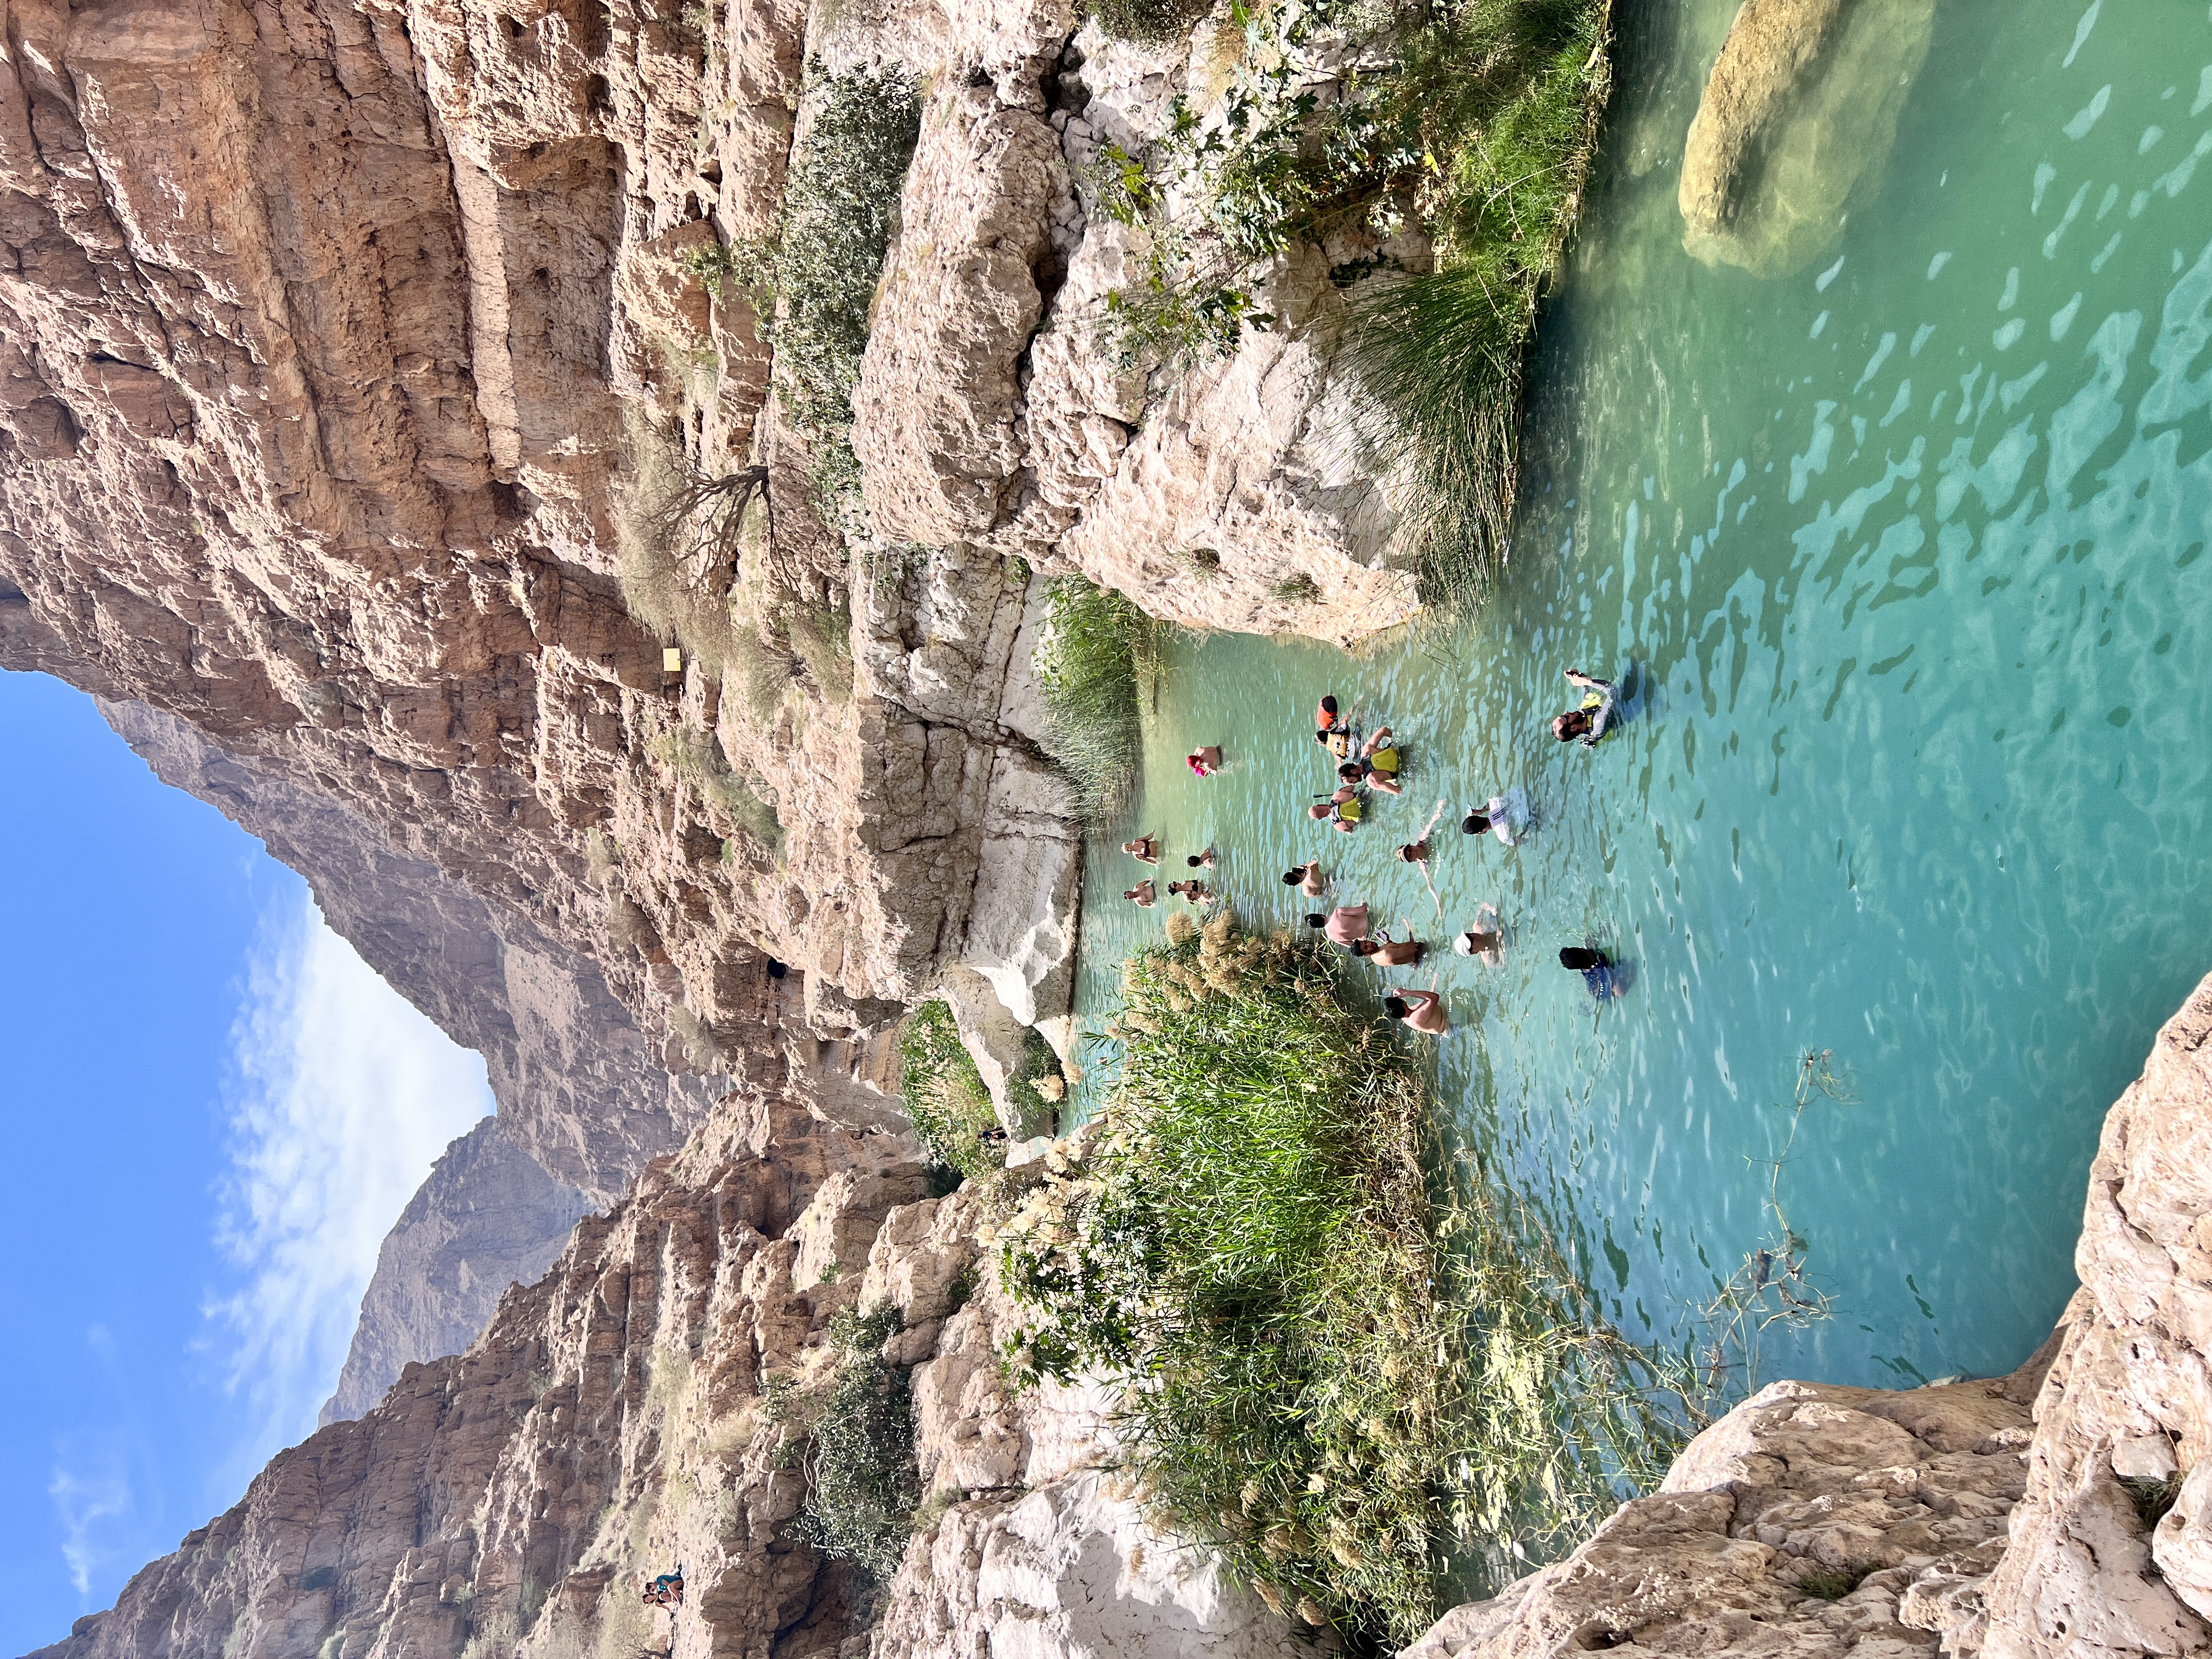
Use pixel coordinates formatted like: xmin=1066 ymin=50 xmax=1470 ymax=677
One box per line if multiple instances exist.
xmin=994 ymin=911 xmax=1684 ymax=1647
xmin=897 ymin=1001 xmax=1002 ymax=1180
xmin=795 ymin=1306 xmax=919 ymax=1579
xmin=1088 ymin=0 xmax=1211 ymax=42
xmin=1032 ymin=578 xmax=1158 ymax=824
xmin=731 ymin=62 xmax=922 ymax=520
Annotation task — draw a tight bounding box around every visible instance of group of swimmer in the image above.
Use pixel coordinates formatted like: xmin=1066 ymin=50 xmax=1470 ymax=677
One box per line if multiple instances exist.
xmin=1120 ymin=669 xmax=1626 ymax=1036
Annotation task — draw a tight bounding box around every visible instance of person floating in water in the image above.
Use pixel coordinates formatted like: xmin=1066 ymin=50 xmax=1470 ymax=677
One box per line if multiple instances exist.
xmin=1308 ymin=789 xmax=1363 ymax=832
xmin=1560 ymin=944 xmax=1620 ymax=998
xmin=1121 ymin=834 xmax=1160 ymax=864
xmin=1383 ymin=988 xmax=1448 ymax=1035
xmin=1123 ymin=881 xmax=1156 ymax=907
xmin=1186 ymin=847 xmax=1217 ymax=869
xmin=1280 ymin=860 xmax=1327 ymax=896
xmin=1551 ymin=669 xmax=1617 ymax=747
xmin=1307 ymin=902 xmax=1370 ymax=946
xmin=1462 ymin=787 xmax=1530 ymax=846
xmin=1337 ymin=725 xmax=1403 ymax=795
xmin=642 ymin=1567 xmax=686 ymax=1607
xmin=1187 ymin=746 xmax=1224 ymax=776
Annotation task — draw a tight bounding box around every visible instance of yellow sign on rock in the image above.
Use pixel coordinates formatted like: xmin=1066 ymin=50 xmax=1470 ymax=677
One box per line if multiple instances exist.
xmin=663 ymin=648 xmax=684 ymax=674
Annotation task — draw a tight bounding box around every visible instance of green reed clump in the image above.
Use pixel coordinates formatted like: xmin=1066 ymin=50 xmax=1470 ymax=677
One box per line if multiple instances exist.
xmin=897 ymin=1001 xmax=1003 ymax=1180
xmin=1342 ymin=0 xmax=1611 ymax=620
xmin=992 ymin=910 xmax=1684 ymax=1649
xmin=1031 ymin=578 xmax=1159 ymax=824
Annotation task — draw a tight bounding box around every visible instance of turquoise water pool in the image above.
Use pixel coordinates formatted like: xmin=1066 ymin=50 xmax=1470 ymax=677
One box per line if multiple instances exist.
xmin=1071 ymin=0 xmax=2212 ymax=1390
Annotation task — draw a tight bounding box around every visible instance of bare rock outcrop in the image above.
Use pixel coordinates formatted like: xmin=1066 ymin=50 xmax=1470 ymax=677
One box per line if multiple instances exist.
xmin=1406 ymin=970 xmax=2212 ymax=1659
xmin=319 ymin=1115 xmax=592 ymax=1427
xmin=1678 ymin=0 xmax=1936 ymax=278
xmin=24 ymin=1085 xmax=1288 ymax=1659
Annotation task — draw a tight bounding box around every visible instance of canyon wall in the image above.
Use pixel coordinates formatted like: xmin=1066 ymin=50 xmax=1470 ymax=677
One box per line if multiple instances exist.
xmin=319 ymin=1114 xmax=592 ymax=1427
xmin=24 ymin=1084 xmax=1290 ymax=1659
xmin=1407 ymin=969 xmax=2212 ymax=1659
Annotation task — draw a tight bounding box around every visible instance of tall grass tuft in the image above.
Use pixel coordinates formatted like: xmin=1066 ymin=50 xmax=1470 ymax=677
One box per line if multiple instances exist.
xmin=1032 ymin=578 xmax=1159 ymax=824
xmin=992 ymin=912 xmax=1686 ymax=1648
xmin=896 ymin=1001 xmax=1003 ymax=1180
xmin=1345 ymin=0 xmax=1612 ymax=618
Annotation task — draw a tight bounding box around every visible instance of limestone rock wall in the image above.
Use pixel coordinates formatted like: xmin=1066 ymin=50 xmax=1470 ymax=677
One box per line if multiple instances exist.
xmin=319 ymin=1115 xmax=592 ymax=1427
xmin=1404 ymin=969 xmax=2212 ymax=1659
xmin=24 ymin=1087 xmax=1288 ymax=1659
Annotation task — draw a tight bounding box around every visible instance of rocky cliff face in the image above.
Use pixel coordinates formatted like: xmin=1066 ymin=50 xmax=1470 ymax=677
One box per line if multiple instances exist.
xmin=1407 ymin=968 xmax=2212 ymax=1659
xmin=319 ymin=1115 xmax=592 ymax=1427
xmin=24 ymin=1086 xmax=1288 ymax=1659
xmin=102 ymin=696 xmax=726 ymax=1200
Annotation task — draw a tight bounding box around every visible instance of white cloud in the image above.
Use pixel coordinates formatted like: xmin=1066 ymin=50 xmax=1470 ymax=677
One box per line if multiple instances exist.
xmin=48 ymin=1430 xmax=131 ymax=1597
xmin=206 ymin=893 xmax=493 ymax=1474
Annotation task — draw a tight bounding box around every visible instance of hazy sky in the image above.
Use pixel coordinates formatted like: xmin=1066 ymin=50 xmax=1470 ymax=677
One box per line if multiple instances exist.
xmin=0 ymin=671 xmax=494 ymax=1658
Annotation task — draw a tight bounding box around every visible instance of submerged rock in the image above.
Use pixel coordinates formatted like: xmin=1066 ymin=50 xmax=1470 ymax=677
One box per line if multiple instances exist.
xmin=1679 ymin=0 xmax=1936 ymax=279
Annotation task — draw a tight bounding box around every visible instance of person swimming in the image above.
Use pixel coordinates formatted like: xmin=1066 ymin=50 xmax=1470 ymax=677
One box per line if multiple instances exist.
xmin=1382 ymin=989 xmax=1448 ymax=1035
xmin=1281 ymin=860 xmax=1327 ymax=895
xmin=1188 ymin=745 xmax=1224 ymax=776
xmin=1462 ymin=788 xmax=1529 ymax=845
xmin=1551 ymin=670 xmax=1617 ymax=747
xmin=1560 ymin=944 xmax=1621 ymax=1000
xmin=1121 ymin=834 xmax=1160 ymax=863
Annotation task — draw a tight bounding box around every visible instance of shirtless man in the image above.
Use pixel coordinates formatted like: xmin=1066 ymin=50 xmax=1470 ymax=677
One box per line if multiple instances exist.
xmin=1383 ymin=989 xmax=1448 ymax=1035
xmin=1186 ymin=847 xmax=1217 ymax=869
xmin=1121 ymin=834 xmax=1160 ymax=864
xmin=1123 ymin=881 xmax=1156 ymax=907
xmin=1306 ymin=902 xmax=1369 ymax=946
xmin=1351 ymin=929 xmax=1424 ymax=966
xmin=1280 ymin=860 xmax=1327 ymax=896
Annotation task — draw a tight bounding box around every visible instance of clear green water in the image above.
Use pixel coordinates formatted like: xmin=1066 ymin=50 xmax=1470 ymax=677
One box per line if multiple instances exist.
xmin=1071 ymin=0 xmax=2212 ymax=1390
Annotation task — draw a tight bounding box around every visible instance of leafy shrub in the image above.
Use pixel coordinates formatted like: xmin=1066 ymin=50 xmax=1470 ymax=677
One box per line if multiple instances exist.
xmin=1268 ymin=570 xmax=1321 ymax=605
xmin=1032 ymin=578 xmax=1158 ymax=823
xmin=795 ymin=1306 xmax=919 ymax=1579
xmin=730 ymin=62 xmax=922 ymax=518
xmin=1088 ymin=0 xmax=1211 ymax=42
xmin=897 ymin=1001 xmax=1002 ymax=1180
xmin=992 ymin=912 xmax=1685 ymax=1647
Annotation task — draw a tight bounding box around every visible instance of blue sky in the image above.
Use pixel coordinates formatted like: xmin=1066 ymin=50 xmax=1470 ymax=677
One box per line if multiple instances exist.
xmin=0 ymin=671 xmax=495 ymax=1658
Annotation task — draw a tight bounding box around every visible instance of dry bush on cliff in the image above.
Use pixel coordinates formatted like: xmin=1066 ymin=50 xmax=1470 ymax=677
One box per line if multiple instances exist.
xmin=726 ymin=63 xmax=922 ymax=518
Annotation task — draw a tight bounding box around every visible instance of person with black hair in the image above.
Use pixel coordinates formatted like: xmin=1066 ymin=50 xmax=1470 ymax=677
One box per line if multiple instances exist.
xmin=1305 ymin=902 xmax=1369 ymax=945
xmin=1280 ymin=860 xmax=1325 ymax=895
xmin=1350 ymin=929 xmax=1424 ymax=966
xmin=1186 ymin=847 xmax=1216 ymax=869
xmin=1383 ymin=988 xmax=1447 ymax=1034
xmin=1560 ymin=944 xmax=1620 ymax=1000
xmin=1551 ymin=669 xmax=1618 ymax=747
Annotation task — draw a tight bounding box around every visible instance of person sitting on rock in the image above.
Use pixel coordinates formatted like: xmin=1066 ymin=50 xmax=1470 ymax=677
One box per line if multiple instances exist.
xmin=642 ymin=1568 xmax=685 ymax=1607
xmin=1121 ymin=834 xmax=1160 ymax=864
xmin=1123 ymin=881 xmax=1156 ymax=907
xmin=1551 ymin=669 xmax=1618 ymax=747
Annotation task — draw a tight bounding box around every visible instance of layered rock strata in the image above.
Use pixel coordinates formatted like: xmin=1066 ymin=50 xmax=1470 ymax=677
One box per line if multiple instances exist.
xmin=25 ymin=1087 xmax=1288 ymax=1659
xmin=103 ymin=697 xmax=725 ymax=1200
xmin=1408 ymin=969 xmax=2212 ymax=1659
xmin=319 ymin=1114 xmax=592 ymax=1427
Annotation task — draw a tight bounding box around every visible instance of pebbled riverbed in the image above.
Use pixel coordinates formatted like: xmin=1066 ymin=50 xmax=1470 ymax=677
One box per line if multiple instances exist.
xmin=1070 ymin=0 xmax=2212 ymax=1390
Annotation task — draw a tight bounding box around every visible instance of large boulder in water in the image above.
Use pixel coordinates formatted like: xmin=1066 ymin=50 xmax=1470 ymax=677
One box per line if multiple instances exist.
xmin=1678 ymin=0 xmax=1936 ymax=279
